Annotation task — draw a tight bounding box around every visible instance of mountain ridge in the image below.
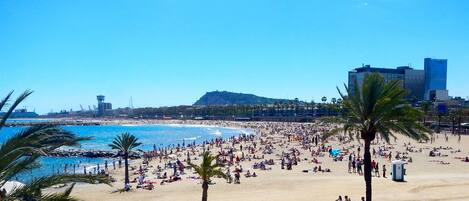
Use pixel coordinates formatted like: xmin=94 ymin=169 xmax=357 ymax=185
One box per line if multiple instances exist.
xmin=193 ymin=91 xmax=294 ymax=106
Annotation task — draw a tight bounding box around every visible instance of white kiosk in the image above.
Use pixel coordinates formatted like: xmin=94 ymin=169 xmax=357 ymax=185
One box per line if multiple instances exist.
xmin=391 ymin=160 xmax=406 ymax=182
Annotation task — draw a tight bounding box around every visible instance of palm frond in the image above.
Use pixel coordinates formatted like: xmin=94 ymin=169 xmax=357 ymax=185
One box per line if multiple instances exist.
xmin=9 ymin=174 xmax=110 ymax=199
xmin=40 ymin=183 xmax=80 ymax=201
xmin=189 ymin=151 xmax=225 ymax=182
xmin=0 ymin=90 xmax=33 ymax=129
xmin=319 ymin=73 xmax=431 ymax=144
xmin=109 ymin=132 xmax=142 ymax=153
xmin=0 ymin=90 xmax=14 ymax=113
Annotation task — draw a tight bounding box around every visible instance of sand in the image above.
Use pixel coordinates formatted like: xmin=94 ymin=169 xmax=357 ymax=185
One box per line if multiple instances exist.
xmin=67 ymin=121 xmax=469 ymax=201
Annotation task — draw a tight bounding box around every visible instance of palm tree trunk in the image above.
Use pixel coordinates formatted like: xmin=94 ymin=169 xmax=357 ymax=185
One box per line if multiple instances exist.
xmin=202 ymin=181 xmax=209 ymax=201
xmin=452 ymin=117 xmax=455 ymax=134
xmin=364 ymin=139 xmax=372 ymax=201
xmin=124 ymin=153 xmax=130 ymax=185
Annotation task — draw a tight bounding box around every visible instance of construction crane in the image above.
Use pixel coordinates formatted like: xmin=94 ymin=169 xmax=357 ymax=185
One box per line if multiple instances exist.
xmin=80 ymin=105 xmax=84 ymax=111
xmin=88 ymin=105 xmax=92 ymax=111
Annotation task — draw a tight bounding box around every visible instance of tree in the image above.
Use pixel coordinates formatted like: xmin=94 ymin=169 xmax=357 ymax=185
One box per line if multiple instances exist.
xmin=109 ymin=133 xmax=142 ymax=187
xmin=189 ymin=151 xmax=226 ymax=201
xmin=420 ymin=101 xmax=431 ymax=124
xmin=321 ymin=74 xmax=431 ymax=201
xmin=0 ymin=90 xmax=110 ymax=201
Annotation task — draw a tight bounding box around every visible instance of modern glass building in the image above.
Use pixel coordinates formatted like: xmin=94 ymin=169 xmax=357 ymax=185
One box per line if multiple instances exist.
xmin=424 ymin=58 xmax=447 ymax=100
xmin=348 ymin=65 xmax=425 ymax=100
xmin=403 ymin=68 xmax=425 ymax=100
xmin=348 ymin=58 xmax=448 ymax=101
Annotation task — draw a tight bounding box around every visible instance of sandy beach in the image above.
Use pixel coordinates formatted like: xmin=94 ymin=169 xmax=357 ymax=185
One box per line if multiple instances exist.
xmin=66 ymin=120 xmax=469 ymax=201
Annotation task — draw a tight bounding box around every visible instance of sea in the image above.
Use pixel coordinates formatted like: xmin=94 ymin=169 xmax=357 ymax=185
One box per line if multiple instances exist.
xmin=1 ymin=119 xmax=251 ymax=182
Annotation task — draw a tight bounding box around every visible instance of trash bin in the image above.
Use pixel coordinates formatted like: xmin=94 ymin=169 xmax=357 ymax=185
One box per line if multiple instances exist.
xmin=391 ymin=160 xmax=406 ymax=182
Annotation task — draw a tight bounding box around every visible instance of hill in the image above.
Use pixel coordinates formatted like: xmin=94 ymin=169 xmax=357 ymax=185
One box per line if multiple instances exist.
xmin=193 ymin=91 xmax=292 ymax=106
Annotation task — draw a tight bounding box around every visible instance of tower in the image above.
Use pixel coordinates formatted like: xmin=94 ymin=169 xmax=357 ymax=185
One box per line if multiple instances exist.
xmin=97 ymin=95 xmax=105 ymax=104
xmin=97 ymin=95 xmax=105 ymax=116
xmin=424 ymin=58 xmax=448 ymax=101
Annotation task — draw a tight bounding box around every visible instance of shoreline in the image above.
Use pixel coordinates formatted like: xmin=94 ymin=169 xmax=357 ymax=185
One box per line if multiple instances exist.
xmin=8 ymin=119 xmax=469 ymax=200
xmin=64 ymin=120 xmax=469 ymax=201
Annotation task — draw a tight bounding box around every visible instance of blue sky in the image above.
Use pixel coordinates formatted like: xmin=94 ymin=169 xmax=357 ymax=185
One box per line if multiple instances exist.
xmin=1 ymin=0 xmax=469 ymax=114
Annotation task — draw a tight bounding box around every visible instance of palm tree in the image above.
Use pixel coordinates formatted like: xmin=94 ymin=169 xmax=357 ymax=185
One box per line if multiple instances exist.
xmin=189 ymin=151 xmax=226 ymax=201
xmin=0 ymin=90 xmax=110 ymax=201
xmin=109 ymin=132 xmax=142 ymax=186
xmin=420 ymin=101 xmax=431 ymax=124
xmin=321 ymin=74 xmax=431 ymax=201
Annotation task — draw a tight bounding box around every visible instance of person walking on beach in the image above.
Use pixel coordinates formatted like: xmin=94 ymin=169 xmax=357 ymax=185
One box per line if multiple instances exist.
xmin=348 ymin=160 xmax=352 ymax=173
xmin=357 ymin=160 xmax=362 ymax=175
xmin=375 ymin=162 xmax=379 ymax=177
xmin=382 ymin=165 xmax=387 ymax=178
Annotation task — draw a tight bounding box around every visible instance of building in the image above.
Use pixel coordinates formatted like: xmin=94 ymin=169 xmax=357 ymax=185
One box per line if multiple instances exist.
xmin=97 ymin=95 xmax=112 ymax=116
xmin=348 ymin=58 xmax=448 ymax=102
xmin=0 ymin=108 xmax=39 ymax=118
xmin=424 ymin=58 xmax=448 ymax=101
xmin=348 ymin=65 xmax=425 ymax=100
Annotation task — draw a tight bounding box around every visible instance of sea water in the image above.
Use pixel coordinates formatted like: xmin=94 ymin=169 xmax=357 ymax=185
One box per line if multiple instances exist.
xmin=0 ymin=122 xmax=250 ymax=182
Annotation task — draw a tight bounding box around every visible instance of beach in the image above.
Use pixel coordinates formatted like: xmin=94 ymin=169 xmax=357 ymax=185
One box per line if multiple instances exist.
xmin=63 ymin=120 xmax=469 ymax=201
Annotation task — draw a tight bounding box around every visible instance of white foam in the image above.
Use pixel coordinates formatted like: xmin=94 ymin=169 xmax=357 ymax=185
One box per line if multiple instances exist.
xmin=213 ymin=130 xmax=222 ymax=136
xmin=183 ymin=137 xmax=198 ymax=141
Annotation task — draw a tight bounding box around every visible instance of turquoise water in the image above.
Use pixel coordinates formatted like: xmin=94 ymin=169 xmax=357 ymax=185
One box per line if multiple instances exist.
xmin=0 ymin=123 xmax=250 ymax=182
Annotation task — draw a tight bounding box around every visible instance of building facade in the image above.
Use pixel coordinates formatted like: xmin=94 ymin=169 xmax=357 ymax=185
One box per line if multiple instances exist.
xmin=348 ymin=65 xmax=425 ymax=100
xmin=97 ymin=95 xmax=112 ymax=116
xmin=424 ymin=58 xmax=448 ymax=101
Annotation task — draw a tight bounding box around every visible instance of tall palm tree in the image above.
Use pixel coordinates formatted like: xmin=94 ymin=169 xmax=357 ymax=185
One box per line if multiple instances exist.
xmin=189 ymin=151 xmax=226 ymax=201
xmin=321 ymin=74 xmax=431 ymax=201
xmin=109 ymin=133 xmax=141 ymax=186
xmin=0 ymin=90 xmax=110 ymax=201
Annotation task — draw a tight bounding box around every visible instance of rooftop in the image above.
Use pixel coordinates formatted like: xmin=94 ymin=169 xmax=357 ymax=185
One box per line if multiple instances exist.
xmin=351 ymin=65 xmax=416 ymax=74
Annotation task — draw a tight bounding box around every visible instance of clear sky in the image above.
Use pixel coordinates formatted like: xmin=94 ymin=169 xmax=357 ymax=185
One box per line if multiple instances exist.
xmin=1 ymin=0 xmax=468 ymax=114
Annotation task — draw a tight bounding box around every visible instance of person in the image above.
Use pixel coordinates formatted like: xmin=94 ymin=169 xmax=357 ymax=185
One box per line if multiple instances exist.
xmin=375 ymin=162 xmax=379 ymax=177
xmin=124 ymin=183 xmax=131 ymax=192
xmin=235 ymin=172 xmax=240 ymax=184
xmin=361 ymin=197 xmax=365 ymax=201
xmin=344 ymin=195 xmax=351 ymax=201
xmin=348 ymin=160 xmax=352 ymax=173
xmin=383 ymin=164 xmax=387 ymax=178
xmin=357 ymin=160 xmax=362 ymax=175
xmin=336 ymin=196 xmax=343 ymax=201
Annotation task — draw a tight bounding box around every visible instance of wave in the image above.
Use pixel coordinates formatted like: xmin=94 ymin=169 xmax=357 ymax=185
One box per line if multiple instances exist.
xmin=183 ymin=137 xmax=198 ymax=141
xmin=121 ymin=124 xmax=140 ymax=127
xmin=165 ymin=124 xmax=219 ymax=128
xmin=213 ymin=130 xmax=222 ymax=136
